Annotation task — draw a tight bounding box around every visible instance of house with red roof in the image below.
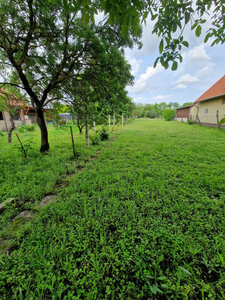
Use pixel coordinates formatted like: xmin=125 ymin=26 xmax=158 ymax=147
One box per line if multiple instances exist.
xmin=189 ymin=75 xmax=225 ymax=127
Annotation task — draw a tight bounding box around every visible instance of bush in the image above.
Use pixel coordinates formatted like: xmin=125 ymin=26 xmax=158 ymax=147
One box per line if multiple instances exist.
xmin=163 ymin=109 xmax=175 ymax=121
xmin=188 ymin=119 xmax=194 ymax=125
xmin=100 ymin=127 xmax=109 ymax=141
xmin=26 ymin=125 xmax=35 ymax=131
xmin=90 ymin=132 xmax=100 ymax=145
xmin=17 ymin=125 xmax=26 ymax=133
xmin=17 ymin=124 xmax=35 ymax=133
xmin=0 ymin=131 xmax=4 ymax=137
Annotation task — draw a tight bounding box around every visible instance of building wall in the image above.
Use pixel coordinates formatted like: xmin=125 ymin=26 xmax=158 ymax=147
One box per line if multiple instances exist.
xmin=0 ymin=120 xmax=6 ymax=130
xmin=190 ymin=97 xmax=225 ymax=125
xmin=176 ymin=107 xmax=190 ymax=118
xmin=0 ymin=110 xmax=32 ymax=130
xmin=175 ymin=117 xmax=188 ymax=123
xmin=27 ymin=112 xmax=37 ymax=123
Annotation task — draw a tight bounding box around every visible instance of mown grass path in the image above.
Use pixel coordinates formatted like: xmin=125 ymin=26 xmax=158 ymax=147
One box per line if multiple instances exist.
xmin=1 ymin=119 xmax=225 ymax=299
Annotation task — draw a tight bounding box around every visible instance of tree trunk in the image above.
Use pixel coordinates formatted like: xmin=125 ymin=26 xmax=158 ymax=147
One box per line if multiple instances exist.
xmin=8 ymin=119 xmax=15 ymax=143
xmin=36 ymin=107 xmax=49 ymax=152
xmin=86 ymin=115 xmax=89 ymax=148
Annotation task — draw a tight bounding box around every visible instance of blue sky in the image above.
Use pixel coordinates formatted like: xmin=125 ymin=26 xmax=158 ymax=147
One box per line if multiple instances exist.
xmin=125 ymin=16 xmax=225 ymax=106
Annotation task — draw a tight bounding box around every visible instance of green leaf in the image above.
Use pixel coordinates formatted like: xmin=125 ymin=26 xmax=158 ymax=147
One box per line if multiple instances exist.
xmin=63 ymin=0 xmax=68 ymax=10
xmin=191 ymin=22 xmax=198 ymax=30
xmin=185 ymin=11 xmax=190 ymax=24
xmin=158 ymin=254 xmax=164 ymax=263
xmin=171 ymin=61 xmax=178 ymax=71
xmin=153 ymin=57 xmax=160 ymax=68
xmin=177 ymin=266 xmax=192 ymax=276
xmin=150 ymin=284 xmax=158 ymax=294
xmin=164 ymin=61 xmax=169 ymax=69
xmin=157 ymin=276 xmax=167 ymax=281
xmin=204 ymin=33 xmax=211 ymax=43
xmin=160 ymin=56 xmax=165 ymax=66
xmin=159 ymin=39 xmax=164 ymax=54
xmin=108 ymin=13 xmax=114 ymax=25
xmin=195 ymin=25 xmax=202 ymax=37
xmin=182 ymin=41 xmax=189 ymax=47
xmin=219 ymin=117 xmax=225 ymax=126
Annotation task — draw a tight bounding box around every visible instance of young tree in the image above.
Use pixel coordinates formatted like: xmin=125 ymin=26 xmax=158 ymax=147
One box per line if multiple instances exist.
xmin=64 ymin=49 xmax=134 ymax=133
xmin=0 ymin=0 xmax=142 ymax=152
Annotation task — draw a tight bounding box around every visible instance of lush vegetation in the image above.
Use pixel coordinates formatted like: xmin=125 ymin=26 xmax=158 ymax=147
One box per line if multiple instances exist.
xmin=132 ymin=102 xmax=193 ymax=120
xmin=0 ymin=119 xmax=225 ymax=299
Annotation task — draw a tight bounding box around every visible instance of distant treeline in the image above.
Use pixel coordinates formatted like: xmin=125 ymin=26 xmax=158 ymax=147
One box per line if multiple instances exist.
xmin=132 ymin=102 xmax=193 ymax=120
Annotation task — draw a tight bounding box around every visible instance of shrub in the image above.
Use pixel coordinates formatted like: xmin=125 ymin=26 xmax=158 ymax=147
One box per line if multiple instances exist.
xmin=100 ymin=127 xmax=109 ymax=141
xmin=17 ymin=125 xmax=26 ymax=133
xmin=163 ymin=109 xmax=175 ymax=121
xmin=188 ymin=119 xmax=194 ymax=125
xmin=0 ymin=131 xmax=4 ymax=137
xmin=17 ymin=124 xmax=35 ymax=132
xmin=26 ymin=125 xmax=35 ymax=131
xmin=90 ymin=132 xmax=100 ymax=145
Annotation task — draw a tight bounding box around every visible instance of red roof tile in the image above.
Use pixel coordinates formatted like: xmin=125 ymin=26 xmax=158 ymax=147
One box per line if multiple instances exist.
xmin=195 ymin=75 xmax=225 ymax=103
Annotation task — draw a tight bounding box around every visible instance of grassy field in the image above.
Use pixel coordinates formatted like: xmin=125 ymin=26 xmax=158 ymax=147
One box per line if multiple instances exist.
xmin=0 ymin=119 xmax=225 ymax=299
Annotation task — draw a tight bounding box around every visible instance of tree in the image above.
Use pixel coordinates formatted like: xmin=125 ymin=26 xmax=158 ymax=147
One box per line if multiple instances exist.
xmin=64 ymin=50 xmax=134 ymax=134
xmin=0 ymin=0 xmax=142 ymax=152
xmin=182 ymin=102 xmax=194 ymax=107
xmin=59 ymin=0 xmax=225 ymax=70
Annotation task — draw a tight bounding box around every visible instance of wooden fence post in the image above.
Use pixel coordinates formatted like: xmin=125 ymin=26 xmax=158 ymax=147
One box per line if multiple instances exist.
xmin=70 ymin=126 xmax=76 ymax=157
xmin=93 ymin=121 xmax=95 ymax=131
xmin=86 ymin=115 xmax=89 ymax=148
xmin=216 ymin=110 xmax=219 ymax=128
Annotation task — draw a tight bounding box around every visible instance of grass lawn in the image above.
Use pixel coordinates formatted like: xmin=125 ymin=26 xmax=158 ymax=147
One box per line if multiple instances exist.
xmin=0 ymin=119 xmax=225 ymax=299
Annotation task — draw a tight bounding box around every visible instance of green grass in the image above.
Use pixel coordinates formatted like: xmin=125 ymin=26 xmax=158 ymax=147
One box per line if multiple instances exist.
xmin=0 ymin=122 xmax=115 ymax=232
xmin=0 ymin=119 xmax=225 ymax=299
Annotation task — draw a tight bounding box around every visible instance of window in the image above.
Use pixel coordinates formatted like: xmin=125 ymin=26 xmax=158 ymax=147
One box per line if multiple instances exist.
xmin=0 ymin=111 xmax=3 ymax=120
xmin=222 ymin=98 xmax=225 ymax=104
xmin=205 ymin=108 xmax=208 ymax=114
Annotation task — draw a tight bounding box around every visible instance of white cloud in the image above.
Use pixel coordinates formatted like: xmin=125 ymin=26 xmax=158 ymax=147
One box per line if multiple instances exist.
xmin=152 ymin=95 xmax=174 ymax=100
xmin=185 ymin=44 xmax=210 ymax=61
xmin=194 ymin=63 xmax=215 ymax=79
xmin=173 ymin=83 xmax=187 ymax=89
xmin=127 ymin=63 xmax=163 ymax=93
xmin=176 ymin=73 xmax=199 ymax=84
xmin=133 ymin=97 xmax=144 ymax=102
xmin=128 ymin=57 xmax=141 ymax=75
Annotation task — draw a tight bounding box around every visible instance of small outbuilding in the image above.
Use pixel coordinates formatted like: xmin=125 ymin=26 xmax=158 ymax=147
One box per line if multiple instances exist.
xmin=59 ymin=113 xmax=72 ymax=121
xmin=175 ymin=105 xmax=193 ymax=123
